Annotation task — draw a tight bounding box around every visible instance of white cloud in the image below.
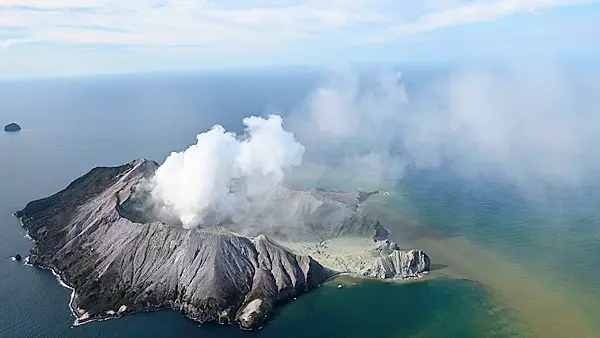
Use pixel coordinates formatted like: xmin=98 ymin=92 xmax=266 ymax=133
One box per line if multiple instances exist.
xmin=0 ymin=0 xmax=596 ymax=49
xmin=0 ymin=0 xmax=386 ymax=49
xmin=290 ymin=63 xmax=600 ymax=191
xmin=0 ymin=38 xmax=29 ymax=49
xmin=364 ymin=0 xmax=599 ymax=43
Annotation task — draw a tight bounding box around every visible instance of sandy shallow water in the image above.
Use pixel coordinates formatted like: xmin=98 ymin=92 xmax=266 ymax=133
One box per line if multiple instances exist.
xmin=359 ymin=192 xmax=600 ymax=338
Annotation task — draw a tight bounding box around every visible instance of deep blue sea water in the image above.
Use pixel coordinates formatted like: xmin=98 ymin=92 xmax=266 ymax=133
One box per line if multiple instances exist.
xmin=1 ymin=70 xmax=598 ymax=337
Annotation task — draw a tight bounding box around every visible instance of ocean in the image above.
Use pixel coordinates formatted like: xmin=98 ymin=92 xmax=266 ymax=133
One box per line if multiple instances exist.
xmin=1 ymin=69 xmax=599 ymax=338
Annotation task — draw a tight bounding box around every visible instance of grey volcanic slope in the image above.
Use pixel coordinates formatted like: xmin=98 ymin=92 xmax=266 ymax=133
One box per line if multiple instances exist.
xmin=18 ymin=159 xmax=326 ymax=329
xmin=209 ymin=183 xmax=390 ymax=241
xmin=17 ymin=159 xmax=430 ymax=330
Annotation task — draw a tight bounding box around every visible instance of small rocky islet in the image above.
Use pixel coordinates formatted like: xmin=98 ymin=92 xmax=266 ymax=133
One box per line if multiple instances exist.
xmin=4 ymin=123 xmax=21 ymax=132
xmin=15 ymin=159 xmax=430 ymax=330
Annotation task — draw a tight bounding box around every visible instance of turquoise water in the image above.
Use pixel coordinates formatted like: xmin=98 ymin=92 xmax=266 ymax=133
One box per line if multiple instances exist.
xmin=1 ymin=72 xmax=598 ymax=337
xmin=398 ymin=169 xmax=600 ymax=320
xmin=259 ymin=278 xmax=524 ymax=338
xmin=349 ymin=169 xmax=598 ymax=337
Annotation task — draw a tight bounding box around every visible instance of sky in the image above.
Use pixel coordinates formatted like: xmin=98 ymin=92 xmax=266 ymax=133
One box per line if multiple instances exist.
xmin=0 ymin=0 xmax=599 ymax=78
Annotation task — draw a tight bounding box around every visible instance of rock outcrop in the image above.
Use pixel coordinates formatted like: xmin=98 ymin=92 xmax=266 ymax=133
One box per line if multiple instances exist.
xmin=361 ymin=241 xmax=430 ymax=279
xmin=4 ymin=123 xmax=21 ymax=132
xmin=16 ymin=159 xmax=430 ymax=330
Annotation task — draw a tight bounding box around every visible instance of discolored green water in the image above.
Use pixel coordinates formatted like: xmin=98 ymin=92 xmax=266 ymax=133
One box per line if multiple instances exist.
xmin=259 ymin=278 xmax=528 ymax=338
xmin=368 ymin=170 xmax=600 ymax=337
xmin=41 ymin=277 xmax=525 ymax=338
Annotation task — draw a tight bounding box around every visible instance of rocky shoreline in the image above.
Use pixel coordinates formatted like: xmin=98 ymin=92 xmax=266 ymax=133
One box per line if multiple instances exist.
xmin=17 ymin=219 xmax=101 ymax=326
xmin=15 ymin=159 xmax=430 ymax=330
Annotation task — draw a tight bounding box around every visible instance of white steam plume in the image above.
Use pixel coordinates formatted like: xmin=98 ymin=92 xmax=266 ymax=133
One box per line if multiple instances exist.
xmin=150 ymin=114 xmax=305 ymax=229
xmin=289 ymin=63 xmax=600 ymax=191
xmin=149 ymin=62 xmax=600 ymax=230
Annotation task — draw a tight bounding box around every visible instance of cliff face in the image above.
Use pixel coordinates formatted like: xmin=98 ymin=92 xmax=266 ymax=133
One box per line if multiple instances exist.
xmin=18 ymin=159 xmax=429 ymax=330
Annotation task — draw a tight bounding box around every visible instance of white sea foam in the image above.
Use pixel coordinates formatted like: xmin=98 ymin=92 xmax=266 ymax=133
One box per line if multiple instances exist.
xmin=25 ymin=258 xmax=85 ymax=326
xmin=19 ymin=220 xmax=99 ymax=326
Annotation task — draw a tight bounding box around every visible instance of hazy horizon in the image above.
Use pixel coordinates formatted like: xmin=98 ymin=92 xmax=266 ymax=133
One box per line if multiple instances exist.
xmin=1 ymin=1 xmax=599 ymax=79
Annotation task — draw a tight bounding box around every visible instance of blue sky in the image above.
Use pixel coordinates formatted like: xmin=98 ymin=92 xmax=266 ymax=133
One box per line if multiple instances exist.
xmin=0 ymin=0 xmax=599 ymax=79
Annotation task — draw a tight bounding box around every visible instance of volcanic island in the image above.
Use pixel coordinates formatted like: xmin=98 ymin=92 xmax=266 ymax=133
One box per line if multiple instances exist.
xmin=16 ymin=159 xmax=430 ymax=330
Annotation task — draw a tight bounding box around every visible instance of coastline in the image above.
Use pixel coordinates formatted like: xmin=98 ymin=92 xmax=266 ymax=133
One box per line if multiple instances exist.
xmin=19 ymin=217 xmax=110 ymax=327
xmin=324 ymin=271 xmax=430 ymax=287
xmin=22 ymin=254 xmax=86 ymax=326
xmin=20 ymin=220 xmax=428 ymax=329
